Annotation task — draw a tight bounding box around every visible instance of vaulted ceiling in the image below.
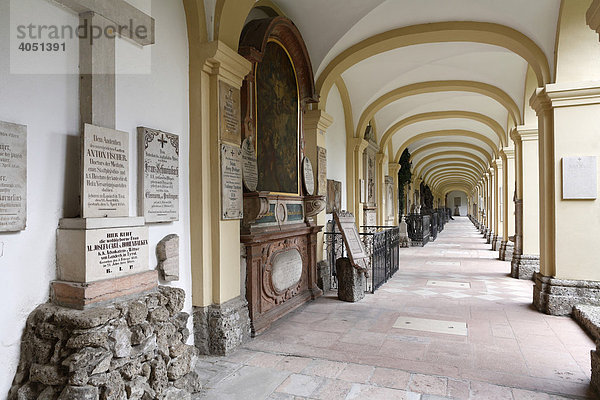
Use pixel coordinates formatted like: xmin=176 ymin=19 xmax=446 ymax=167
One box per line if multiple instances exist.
xmin=271 ymin=0 xmax=562 ymax=195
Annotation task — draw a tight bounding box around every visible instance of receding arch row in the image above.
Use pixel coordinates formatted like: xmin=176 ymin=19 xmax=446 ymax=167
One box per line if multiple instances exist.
xmin=417 ymin=158 xmax=487 ymax=180
xmin=355 ymin=80 xmax=522 ymax=142
xmin=410 ymin=141 xmax=494 ymax=164
xmin=394 ymin=130 xmax=499 ymax=163
xmin=427 ymin=168 xmax=481 ymax=186
xmin=382 ymin=111 xmax=507 ymax=151
xmin=439 ymin=185 xmax=473 ymax=197
xmin=412 ymin=150 xmax=490 ymax=172
xmin=432 ymin=174 xmax=479 ymax=191
xmin=317 ymin=21 xmax=551 ymax=107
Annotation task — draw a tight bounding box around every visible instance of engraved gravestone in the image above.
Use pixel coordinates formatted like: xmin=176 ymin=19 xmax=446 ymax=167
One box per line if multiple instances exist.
xmin=562 ymin=156 xmax=597 ymax=199
xmin=138 ymin=127 xmax=179 ymax=223
xmin=302 ymin=157 xmax=315 ymax=195
xmin=82 ymin=124 xmax=129 ymax=218
xmin=241 ymin=136 xmax=258 ymax=192
xmin=219 ymin=81 xmax=241 ymax=145
xmin=0 ymin=120 xmax=27 ymax=231
xmin=333 ymin=210 xmax=368 ymax=265
xmin=221 ymin=143 xmax=243 ymax=220
xmin=317 ymin=146 xmax=327 ymax=196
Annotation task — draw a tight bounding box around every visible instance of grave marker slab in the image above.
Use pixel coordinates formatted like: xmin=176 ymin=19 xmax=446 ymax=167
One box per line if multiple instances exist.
xmin=241 ymin=136 xmax=258 ymax=192
xmin=82 ymin=124 xmax=129 ymax=218
xmin=221 ymin=143 xmax=243 ymax=220
xmin=302 ymin=157 xmax=315 ymax=196
xmin=317 ymin=146 xmax=327 ymax=196
xmin=562 ymin=156 xmax=597 ymax=199
xmin=0 ymin=120 xmax=27 ymax=231
xmin=138 ymin=127 xmax=179 ymax=223
xmin=219 ymin=81 xmax=241 ymax=145
xmin=333 ymin=210 xmax=368 ymax=265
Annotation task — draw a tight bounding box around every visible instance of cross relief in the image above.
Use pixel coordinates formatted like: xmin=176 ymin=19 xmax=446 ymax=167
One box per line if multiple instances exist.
xmin=49 ymin=0 xmax=155 ymax=129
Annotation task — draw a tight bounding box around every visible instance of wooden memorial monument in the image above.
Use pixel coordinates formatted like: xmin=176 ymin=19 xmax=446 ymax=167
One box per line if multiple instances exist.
xmin=238 ymin=16 xmax=325 ymax=335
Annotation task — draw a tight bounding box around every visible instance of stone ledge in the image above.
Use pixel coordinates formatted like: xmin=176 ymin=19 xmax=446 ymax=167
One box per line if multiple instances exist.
xmin=573 ymin=304 xmax=600 ymax=341
xmin=510 ymin=254 xmax=539 ymax=280
xmin=534 ymin=273 xmax=600 ymax=315
xmin=51 ymin=270 xmax=158 ymax=310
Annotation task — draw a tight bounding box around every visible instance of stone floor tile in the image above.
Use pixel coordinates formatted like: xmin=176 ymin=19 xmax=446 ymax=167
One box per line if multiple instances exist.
xmin=275 ymin=374 xmax=324 ymax=397
xmin=408 ymin=373 xmax=448 ymax=396
xmin=311 ymin=378 xmax=354 ymax=400
xmin=469 ymin=381 xmax=514 ymax=400
xmin=346 ymin=383 xmax=418 ymax=400
xmin=275 ymin=356 xmax=313 ymax=373
xmin=369 ymin=367 xmax=411 ymax=390
xmin=446 ymin=378 xmax=470 ymax=399
xmin=512 ymin=388 xmax=551 ymax=399
xmin=301 ymin=359 xmax=347 ymax=379
xmin=245 ymin=352 xmax=286 ymax=368
xmin=337 ymin=363 xmax=375 ymax=383
xmin=202 ymin=366 xmax=290 ymax=400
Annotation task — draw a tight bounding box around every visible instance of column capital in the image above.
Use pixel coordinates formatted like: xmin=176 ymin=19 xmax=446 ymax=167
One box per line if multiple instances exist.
xmin=529 ymin=87 xmax=552 ymax=116
xmin=304 ymin=109 xmax=334 ymax=134
xmin=349 ymin=137 xmax=369 ymax=153
xmin=531 ymin=82 xmax=600 ymax=113
xmin=515 ymin=126 xmax=538 ymax=142
xmin=500 ymin=148 xmax=515 ymax=159
xmin=588 ymin=0 xmax=600 ymax=40
xmin=388 ymin=163 xmax=401 ymax=175
xmin=200 ymin=40 xmax=252 ymax=86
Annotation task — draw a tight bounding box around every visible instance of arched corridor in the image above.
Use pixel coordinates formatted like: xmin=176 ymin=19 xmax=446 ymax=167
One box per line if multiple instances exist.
xmin=194 ymin=218 xmax=594 ymax=399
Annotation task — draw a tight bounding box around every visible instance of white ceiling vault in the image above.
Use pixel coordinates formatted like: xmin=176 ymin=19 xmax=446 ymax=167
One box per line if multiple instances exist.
xmin=272 ymin=0 xmax=562 ymax=194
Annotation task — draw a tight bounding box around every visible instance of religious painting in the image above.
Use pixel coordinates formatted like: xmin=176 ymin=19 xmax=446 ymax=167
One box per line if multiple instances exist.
xmin=256 ymin=40 xmax=299 ymax=194
xmin=326 ymin=179 xmax=341 ymax=213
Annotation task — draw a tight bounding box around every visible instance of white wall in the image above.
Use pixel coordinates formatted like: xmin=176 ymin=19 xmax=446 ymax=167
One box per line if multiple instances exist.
xmin=0 ymin=0 xmax=191 ymax=394
xmin=324 ymin=83 xmax=347 ymax=222
xmin=448 ymin=190 xmax=468 ymax=216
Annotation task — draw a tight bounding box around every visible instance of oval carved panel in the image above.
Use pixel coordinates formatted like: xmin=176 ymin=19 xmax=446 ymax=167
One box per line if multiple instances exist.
xmin=271 ymin=249 xmax=303 ymax=292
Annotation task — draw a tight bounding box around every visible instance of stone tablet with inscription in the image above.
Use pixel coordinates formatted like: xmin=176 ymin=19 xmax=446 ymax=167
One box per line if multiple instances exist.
xmin=82 ymin=124 xmax=129 ymax=218
xmin=334 ymin=210 xmax=368 ymax=265
xmin=219 ymin=81 xmax=241 ymax=145
xmin=241 ymin=136 xmax=258 ymax=192
xmin=317 ymin=146 xmax=327 ymax=196
xmin=57 ymin=223 xmax=149 ymax=283
xmin=562 ymin=156 xmax=597 ymax=199
xmin=221 ymin=143 xmax=243 ymax=220
xmin=138 ymin=127 xmax=179 ymax=223
xmin=302 ymin=157 xmax=315 ymax=195
xmin=0 ymin=121 xmax=27 ymax=231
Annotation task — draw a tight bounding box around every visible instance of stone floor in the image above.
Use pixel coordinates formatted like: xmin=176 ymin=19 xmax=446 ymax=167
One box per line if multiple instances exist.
xmin=193 ymin=217 xmax=596 ymax=399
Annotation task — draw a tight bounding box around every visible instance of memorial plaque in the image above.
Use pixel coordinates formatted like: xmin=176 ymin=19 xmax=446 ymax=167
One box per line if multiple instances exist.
xmin=241 ymin=136 xmax=258 ymax=191
xmin=219 ymin=81 xmax=241 ymax=145
xmin=221 ymin=143 xmax=243 ymax=220
xmin=317 ymin=146 xmax=327 ymax=195
xmin=57 ymin=225 xmax=149 ymax=282
xmin=562 ymin=156 xmax=597 ymax=199
xmin=364 ymin=209 xmax=376 ymax=226
xmin=82 ymin=124 xmax=129 ymax=218
xmin=334 ymin=210 xmax=368 ymax=265
xmin=0 ymin=120 xmax=27 ymax=231
xmin=326 ymin=179 xmax=341 ymax=213
xmin=302 ymin=157 xmax=315 ymax=195
xmin=271 ymin=248 xmax=303 ymax=292
xmin=138 ymin=127 xmax=179 ymax=223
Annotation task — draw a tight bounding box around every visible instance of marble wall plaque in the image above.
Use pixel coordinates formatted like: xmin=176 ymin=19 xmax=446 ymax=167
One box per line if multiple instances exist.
xmin=271 ymin=248 xmax=303 ymax=292
xmin=302 ymin=157 xmax=315 ymax=195
xmin=317 ymin=146 xmax=327 ymax=195
xmin=138 ymin=127 xmax=179 ymax=223
xmin=221 ymin=143 xmax=243 ymax=220
xmin=82 ymin=124 xmax=129 ymax=218
xmin=562 ymin=156 xmax=597 ymax=199
xmin=0 ymin=121 xmax=27 ymax=231
xmin=219 ymin=81 xmax=241 ymax=145
xmin=57 ymin=225 xmax=149 ymax=282
xmin=241 ymin=136 xmax=258 ymax=191
xmin=364 ymin=209 xmax=376 ymax=226
xmin=326 ymin=179 xmax=341 ymax=213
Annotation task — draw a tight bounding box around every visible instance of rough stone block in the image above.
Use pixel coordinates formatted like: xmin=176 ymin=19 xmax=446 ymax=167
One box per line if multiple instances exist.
xmin=510 ymin=254 xmax=539 ymax=280
xmin=317 ymin=260 xmax=331 ymax=293
xmin=336 ymin=257 xmax=366 ymax=302
xmin=157 ymin=234 xmax=180 ymax=281
xmin=534 ymin=273 xmax=600 ymax=315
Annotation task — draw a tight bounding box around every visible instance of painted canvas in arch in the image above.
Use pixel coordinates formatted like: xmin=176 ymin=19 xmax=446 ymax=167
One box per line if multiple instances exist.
xmin=256 ymin=40 xmax=299 ymax=194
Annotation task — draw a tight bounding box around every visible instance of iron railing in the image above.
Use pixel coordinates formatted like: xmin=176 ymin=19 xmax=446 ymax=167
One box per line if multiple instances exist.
xmin=324 ymin=222 xmax=400 ymax=294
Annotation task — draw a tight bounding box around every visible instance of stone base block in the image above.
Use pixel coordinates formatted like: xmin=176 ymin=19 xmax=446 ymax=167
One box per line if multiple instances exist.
xmin=533 ymin=273 xmax=600 ymax=315
xmin=504 ymin=242 xmax=514 ymax=260
xmin=193 ymin=296 xmax=250 ymax=356
xmin=336 ymin=257 xmax=365 ymax=302
xmin=499 ymin=241 xmax=507 ymax=260
xmin=51 ymin=270 xmax=158 ymax=309
xmin=573 ymin=304 xmax=600 ymax=341
xmin=317 ymin=260 xmax=331 ymax=293
xmin=9 ymin=286 xmax=197 ymax=400
xmin=491 ymin=235 xmax=499 ymax=251
xmin=510 ymin=254 xmax=539 ymax=280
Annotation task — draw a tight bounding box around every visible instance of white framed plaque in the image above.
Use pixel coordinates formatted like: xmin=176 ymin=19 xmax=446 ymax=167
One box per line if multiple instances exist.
xmin=0 ymin=121 xmax=27 ymax=231
xmin=221 ymin=143 xmax=243 ymax=220
xmin=138 ymin=127 xmax=180 ymax=223
xmin=302 ymin=156 xmax=315 ymax=195
xmin=562 ymin=156 xmax=597 ymax=200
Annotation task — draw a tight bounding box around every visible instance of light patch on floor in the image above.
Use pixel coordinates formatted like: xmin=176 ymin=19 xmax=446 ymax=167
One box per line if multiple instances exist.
xmin=426 ymin=261 xmax=460 ymax=266
xmin=393 ymin=316 xmax=468 ymax=336
xmin=427 ymin=280 xmax=470 ymax=289
xmin=432 ymin=243 xmax=461 ymax=247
